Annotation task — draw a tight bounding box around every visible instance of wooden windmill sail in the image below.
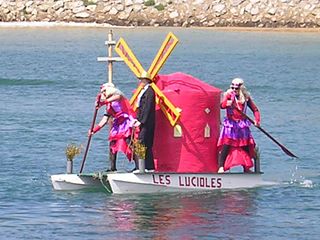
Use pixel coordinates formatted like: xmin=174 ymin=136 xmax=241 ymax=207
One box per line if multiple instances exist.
xmin=115 ymin=32 xmax=181 ymax=127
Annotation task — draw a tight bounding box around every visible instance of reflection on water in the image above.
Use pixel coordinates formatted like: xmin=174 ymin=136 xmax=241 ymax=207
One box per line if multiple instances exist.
xmin=101 ymin=190 xmax=257 ymax=238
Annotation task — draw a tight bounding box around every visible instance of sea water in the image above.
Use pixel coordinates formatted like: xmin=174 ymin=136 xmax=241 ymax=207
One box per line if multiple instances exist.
xmin=0 ymin=27 xmax=319 ymax=239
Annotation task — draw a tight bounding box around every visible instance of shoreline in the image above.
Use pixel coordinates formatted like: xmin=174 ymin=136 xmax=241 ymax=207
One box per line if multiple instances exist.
xmin=0 ymin=21 xmax=320 ymax=33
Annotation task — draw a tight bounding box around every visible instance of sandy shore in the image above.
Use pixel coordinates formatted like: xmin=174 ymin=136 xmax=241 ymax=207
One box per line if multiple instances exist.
xmin=0 ymin=21 xmax=131 ymax=28
xmin=0 ymin=21 xmax=319 ymax=33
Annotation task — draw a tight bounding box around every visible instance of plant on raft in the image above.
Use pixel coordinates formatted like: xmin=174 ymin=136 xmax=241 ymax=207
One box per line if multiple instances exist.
xmin=133 ymin=139 xmax=147 ymax=160
xmin=65 ymin=143 xmax=82 ymax=161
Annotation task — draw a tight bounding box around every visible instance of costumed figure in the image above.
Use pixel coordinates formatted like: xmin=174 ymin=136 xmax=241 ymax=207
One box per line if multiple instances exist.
xmin=133 ymin=72 xmax=156 ymax=171
xmin=217 ymin=78 xmax=261 ymax=173
xmin=89 ymin=83 xmax=137 ymax=171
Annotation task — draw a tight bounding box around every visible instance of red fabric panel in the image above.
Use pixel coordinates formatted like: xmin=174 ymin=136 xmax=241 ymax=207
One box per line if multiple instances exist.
xmin=224 ymin=147 xmax=253 ymax=171
xmin=154 ymin=72 xmax=221 ymax=173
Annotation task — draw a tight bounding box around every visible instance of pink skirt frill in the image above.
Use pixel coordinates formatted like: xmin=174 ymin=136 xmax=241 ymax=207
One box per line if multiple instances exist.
xmin=109 ymin=114 xmax=135 ymax=160
xmin=224 ymin=147 xmax=254 ymax=171
xmin=218 ymin=118 xmax=256 ymax=170
xmin=217 ymin=118 xmax=256 ymax=158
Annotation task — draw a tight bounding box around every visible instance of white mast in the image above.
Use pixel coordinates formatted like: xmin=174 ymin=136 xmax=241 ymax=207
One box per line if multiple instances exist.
xmin=97 ymin=30 xmax=123 ymax=84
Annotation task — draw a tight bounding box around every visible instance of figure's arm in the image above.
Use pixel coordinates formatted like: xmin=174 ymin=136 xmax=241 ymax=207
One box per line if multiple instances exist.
xmin=220 ymin=90 xmax=234 ymax=109
xmin=89 ymin=115 xmax=109 ymax=135
xmin=96 ymin=94 xmax=121 ymax=108
xmin=106 ymin=94 xmax=121 ymax=102
xmin=248 ymin=97 xmax=261 ymax=126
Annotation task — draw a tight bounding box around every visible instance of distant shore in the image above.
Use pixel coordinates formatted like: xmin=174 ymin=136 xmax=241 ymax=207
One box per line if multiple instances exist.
xmin=1 ymin=0 xmax=320 ymax=29
xmin=0 ymin=21 xmax=320 ymax=33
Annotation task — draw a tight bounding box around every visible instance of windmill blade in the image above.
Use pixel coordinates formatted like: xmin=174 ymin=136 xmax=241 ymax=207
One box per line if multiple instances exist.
xmin=129 ymin=84 xmax=144 ymax=109
xmin=148 ymin=32 xmax=179 ymax=80
xmin=151 ymin=83 xmax=181 ymax=126
xmin=129 ymin=32 xmax=179 ymax=111
xmin=118 ymin=33 xmax=181 ymax=126
xmin=115 ymin=38 xmax=145 ymax=77
xmin=130 ymin=83 xmax=182 ymax=126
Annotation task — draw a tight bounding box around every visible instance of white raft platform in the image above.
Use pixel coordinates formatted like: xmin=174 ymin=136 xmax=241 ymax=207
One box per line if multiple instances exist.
xmin=51 ymin=171 xmax=275 ymax=194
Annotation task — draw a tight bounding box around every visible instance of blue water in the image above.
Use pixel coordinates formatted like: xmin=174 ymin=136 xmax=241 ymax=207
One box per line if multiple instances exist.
xmin=1 ymin=27 xmax=319 ymax=239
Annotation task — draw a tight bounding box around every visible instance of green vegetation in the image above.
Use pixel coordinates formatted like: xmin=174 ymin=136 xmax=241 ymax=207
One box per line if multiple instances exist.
xmin=155 ymin=4 xmax=165 ymax=11
xmin=144 ymin=0 xmax=155 ymax=7
xmin=83 ymin=0 xmax=96 ymax=7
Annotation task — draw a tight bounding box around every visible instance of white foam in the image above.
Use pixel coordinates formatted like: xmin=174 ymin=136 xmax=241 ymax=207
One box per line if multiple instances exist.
xmin=300 ymin=179 xmax=313 ymax=188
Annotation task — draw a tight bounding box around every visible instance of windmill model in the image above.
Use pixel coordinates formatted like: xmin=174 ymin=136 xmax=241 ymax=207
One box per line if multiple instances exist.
xmin=114 ymin=32 xmax=181 ymax=127
xmin=115 ymin=33 xmax=221 ymax=173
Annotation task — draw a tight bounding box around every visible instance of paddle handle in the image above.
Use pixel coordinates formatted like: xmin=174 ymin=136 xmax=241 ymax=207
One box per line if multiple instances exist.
xmin=233 ymin=106 xmax=298 ymax=158
xmin=79 ymin=102 xmax=100 ymax=174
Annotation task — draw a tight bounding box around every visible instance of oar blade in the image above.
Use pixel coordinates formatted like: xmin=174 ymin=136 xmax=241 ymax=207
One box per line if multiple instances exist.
xmin=281 ymin=145 xmax=298 ymax=158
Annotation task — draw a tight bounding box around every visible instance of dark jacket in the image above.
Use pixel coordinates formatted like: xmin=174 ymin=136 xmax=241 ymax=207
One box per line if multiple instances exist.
xmin=137 ymin=86 xmax=155 ymax=147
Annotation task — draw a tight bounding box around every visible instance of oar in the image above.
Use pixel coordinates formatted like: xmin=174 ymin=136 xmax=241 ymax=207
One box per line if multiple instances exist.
xmin=79 ymin=96 xmax=100 ymax=173
xmin=233 ymin=106 xmax=298 ymax=158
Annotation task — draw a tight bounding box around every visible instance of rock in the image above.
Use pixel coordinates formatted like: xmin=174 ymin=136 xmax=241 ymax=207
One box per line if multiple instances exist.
xmin=39 ymin=4 xmax=50 ymax=12
xmin=125 ymin=0 xmax=133 ymax=6
xmin=252 ymin=15 xmax=260 ymax=22
xmin=207 ymin=20 xmax=215 ymax=26
xmin=169 ymin=11 xmax=179 ymax=18
xmin=118 ymin=11 xmax=130 ymax=19
xmin=0 ymin=0 xmax=319 ymax=28
xmin=230 ymin=7 xmax=238 ymax=15
xmin=53 ymin=1 xmax=64 ymax=11
xmin=75 ymin=11 xmax=90 ymax=18
xmin=87 ymin=5 xmax=97 ymax=12
xmin=25 ymin=6 xmax=34 ymax=14
xmin=250 ymin=0 xmax=260 ymax=4
xmin=56 ymin=7 xmax=64 ymax=15
xmin=116 ymin=4 xmax=124 ymax=11
xmin=313 ymin=8 xmax=320 ymax=16
xmin=26 ymin=1 xmax=33 ymax=8
xmin=182 ymin=20 xmax=188 ymax=27
xmin=133 ymin=4 xmax=143 ymax=12
xmin=16 ymin=2 xmax=25 ymax=11
xmin=231 ymin=0 xmax=246 ymax=7
xmin=193 ymin=0 xmax=205 ymax=5
xmin=251 ymin=6 xmax=259 ymax=15
xmin=134 ymin=0 xmax=144 ymax=4
xmin=268 ymin=7 xmax=277 ymax=15
xmin=109 ymin=7 xmax=118 ymax=15
xmin=73 ymin=1 xmax=84 ymax=8
xmin=3 ymin=8 xmax=10 ymax=14
xmin=103 ymin=5 xmax=112 ymax=13
xmin=73 ymin=6 xmax=85 ymax=14
xmin=213 ymin=4 xmax=226 ymax=13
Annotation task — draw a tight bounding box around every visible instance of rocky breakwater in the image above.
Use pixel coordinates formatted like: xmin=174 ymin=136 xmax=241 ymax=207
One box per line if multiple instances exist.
xmin=1 ymin=0 xmax=320 ymax=28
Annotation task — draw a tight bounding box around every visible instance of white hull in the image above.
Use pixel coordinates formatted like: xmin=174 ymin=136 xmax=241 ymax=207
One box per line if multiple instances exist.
xmin=51 ymin=174 xmax=103 ymax=191
xmin=107 ymin=172 xmax=268 ymax=194
xmin=51 ymin=171 xmax=275 ymax=194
